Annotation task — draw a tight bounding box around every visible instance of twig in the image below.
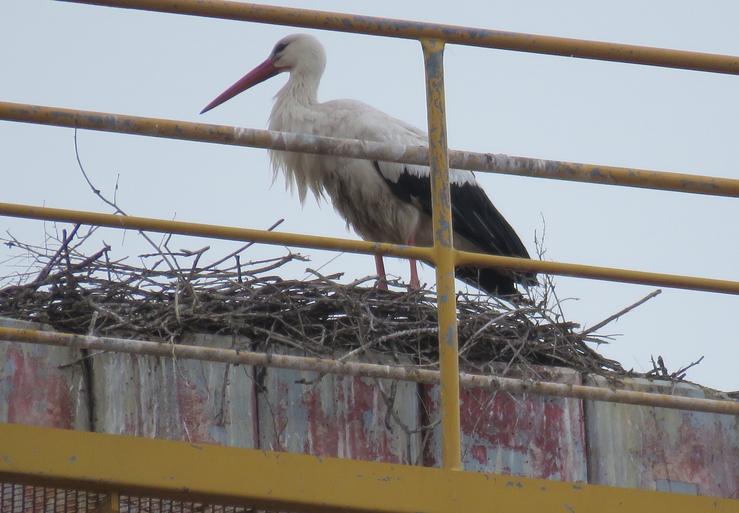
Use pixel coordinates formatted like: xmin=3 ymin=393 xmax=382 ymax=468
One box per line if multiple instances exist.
xmin=33 ymin=224 xmax=80 ymax=285
xmin=580 ymin=289 xmax=662 ymax=336
xmin=2 ymin=227 xmax=630 ymax=378
xmin=671 ymin=355 xmax=704 ymax=381
xmin=73 ymin=129 xmax=178 ymax=274
xmin=203 ymin=218 xmax=284 ymax=271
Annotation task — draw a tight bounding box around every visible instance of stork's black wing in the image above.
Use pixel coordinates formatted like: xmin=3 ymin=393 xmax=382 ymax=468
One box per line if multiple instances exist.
xmin=374 ymin=161 xmax=536 ymax=295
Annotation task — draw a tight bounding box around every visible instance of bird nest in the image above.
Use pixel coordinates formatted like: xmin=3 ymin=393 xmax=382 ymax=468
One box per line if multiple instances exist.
xmin=0 ymin=228 xmax=645 ymax=380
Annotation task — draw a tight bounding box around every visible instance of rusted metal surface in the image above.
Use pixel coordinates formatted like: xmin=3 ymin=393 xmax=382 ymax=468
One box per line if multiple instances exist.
xmin=92 ymin=332 xmax=256 ymax=447
xmin=61 ymin=0 xmax=739 ymax=75
xmin=423 ymin=366 xmax=587 ymax=481
xmin=258 ymin=349 xmax=420 ymax=464
xmin=2 ymin=322 xmax=738 ymax=497
xmin=0 ymin=317 xmax=88 ymax=430
xmin=2 ymin=101 xmax=739 ymax=198
xmin=585 ymin=376 xmax=739 ymax=498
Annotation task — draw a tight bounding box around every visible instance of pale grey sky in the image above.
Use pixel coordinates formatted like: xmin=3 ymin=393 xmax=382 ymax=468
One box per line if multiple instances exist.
xmin=2 ymin=1 xmax=737 ymax=390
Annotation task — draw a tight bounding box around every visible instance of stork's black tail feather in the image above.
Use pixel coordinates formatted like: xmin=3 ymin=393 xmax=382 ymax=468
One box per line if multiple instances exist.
xmin=374 ymin=161 xmax=538 ymax=297
xmin=456 ymin=266 xmax=537 ymax=297
xmin=449 ymin=182 xmax=537 ymax=295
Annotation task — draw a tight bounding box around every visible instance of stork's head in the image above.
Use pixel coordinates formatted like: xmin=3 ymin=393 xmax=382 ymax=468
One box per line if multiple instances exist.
xmin=200 ymin=34 xmax=326 ymax=114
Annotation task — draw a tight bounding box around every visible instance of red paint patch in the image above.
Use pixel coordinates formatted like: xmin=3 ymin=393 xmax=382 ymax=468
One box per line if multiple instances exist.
xmin=5 ymin=345 xmax=77 ymax=428
xmin=423 ymin=366 xmax=586 ymax=481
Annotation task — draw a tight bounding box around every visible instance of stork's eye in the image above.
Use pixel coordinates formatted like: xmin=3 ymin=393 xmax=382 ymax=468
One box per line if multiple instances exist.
xmin=273 ymin=42 xmax=288 ymax=55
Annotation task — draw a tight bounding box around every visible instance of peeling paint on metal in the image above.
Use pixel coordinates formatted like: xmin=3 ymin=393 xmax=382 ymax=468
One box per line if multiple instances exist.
xmin=3 ymin=320 xmax=737 ymax=499
xmin=423 ymin=365 xmax=587 ymax=482
xmin=258 ymin=347 xmax=420 ymax=463
xmin=92 ymin=332 xmax=257 ymax=447
xmin=0 ymin=317 xmax=89 ymax=430
xmin=2 ymin=101 xmax=739 ymax=198
xmin=445 ymin=326 xmax=455 ymax=347
xmin=585 ymin=375 xmax=738 ymax=498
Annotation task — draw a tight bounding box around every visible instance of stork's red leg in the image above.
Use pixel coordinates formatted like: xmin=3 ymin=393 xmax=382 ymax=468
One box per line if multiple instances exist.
xmin=374 ymin=254 xmax=388 ymax=290
xmin=407 ymin=235 xmax=420 ymax=289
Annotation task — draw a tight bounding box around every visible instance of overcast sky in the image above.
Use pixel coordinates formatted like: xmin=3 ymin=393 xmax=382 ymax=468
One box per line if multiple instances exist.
xmin=2 ymin=1 xmax=737 ymax=391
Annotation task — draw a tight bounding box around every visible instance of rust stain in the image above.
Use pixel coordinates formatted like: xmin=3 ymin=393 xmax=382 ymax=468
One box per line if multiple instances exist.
xmin=2 ymin=341 xmax=79 ymax=429
xmin=422 ymin=366 xmax=586 ymax=481
xmin=585 ymin=375 xmax=738 ymax=498
xmin=259 ymin=352 xmax=419 ymax=464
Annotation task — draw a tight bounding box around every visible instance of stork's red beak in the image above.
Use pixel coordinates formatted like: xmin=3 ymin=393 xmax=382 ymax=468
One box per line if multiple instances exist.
xmin=200 ymin=58 xmax=280 ymax=114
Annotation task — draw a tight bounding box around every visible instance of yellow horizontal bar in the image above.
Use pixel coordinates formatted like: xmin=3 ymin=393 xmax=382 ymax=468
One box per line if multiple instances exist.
xmin=455 ymin=249 xmax=739 ymax=295
xmin=4 ymin=325 xmax=739 ymax=415
xmin=1 ymin=201 xmax=738 ymax=295
xmin=2 ymin=101 xmax=738 ymax=197
xmin=2 ymin=424 xmax=737 ymax=512
xmin=61 ymin=0 xmax=739 ymax=75
xmin=0 ymin=201 xmax=431 ymax=262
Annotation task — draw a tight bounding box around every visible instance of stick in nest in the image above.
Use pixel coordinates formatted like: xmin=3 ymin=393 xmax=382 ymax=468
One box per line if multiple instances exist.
xmin=1 ymin=231 xmax=646 ymax=380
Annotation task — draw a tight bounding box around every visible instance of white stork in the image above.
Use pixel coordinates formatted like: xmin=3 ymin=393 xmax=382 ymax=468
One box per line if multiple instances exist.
xmin=201 ymin=34 xmax=535 ymax=295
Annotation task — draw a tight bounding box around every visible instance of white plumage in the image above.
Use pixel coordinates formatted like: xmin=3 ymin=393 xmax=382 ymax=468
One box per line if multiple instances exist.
xmin=201 ymin=34 xmax=534 ymax=295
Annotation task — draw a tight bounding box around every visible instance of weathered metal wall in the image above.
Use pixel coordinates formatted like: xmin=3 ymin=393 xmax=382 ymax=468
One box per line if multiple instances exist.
xmin=258 ymin=350 xmax=420 ymax=464
xmin=91 ymin=332 xmax=257 ymax=448
xmin=422 ymin=366 xmax=587 ymax=481
xmin=1 ymin=317 xmax=737 ymax=498
xmin=585 ymin=376 xmax=738 ymax=498
xmin=0 ymin=317 xmax=88 ymax=430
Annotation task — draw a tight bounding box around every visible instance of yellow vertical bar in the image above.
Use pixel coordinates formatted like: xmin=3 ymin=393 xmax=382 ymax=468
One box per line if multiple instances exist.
xmin=96 ymin=491 xmax=120 ymax=513
xmin=421 ymin=38 xmax=462 ymax=471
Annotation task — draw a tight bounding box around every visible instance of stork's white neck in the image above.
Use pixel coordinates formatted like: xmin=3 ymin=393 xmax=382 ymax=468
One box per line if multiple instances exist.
xmin=269 ymin=67 xmax=323 ymax=134
xmin=275 ymin=65 xmax=321 ymax=108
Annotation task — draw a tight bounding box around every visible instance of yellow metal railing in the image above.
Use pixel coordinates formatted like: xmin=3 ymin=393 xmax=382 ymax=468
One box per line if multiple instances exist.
xmin=2 ymin=2 xmax=739 ymax=510
xmin=3 ymin=325 xmax=738 ymax=416
xmin=6 ymin=424 xmax=739 ymax=513
xmin=1 ymin=202 xmax=738 ymax=294
xmin=421 ymin=38 xmax=462 ymax=469
xmin=59 ymin=0 xmax=739 ymax=74
xmin=3 ymin=102 xmax=738 ymax=197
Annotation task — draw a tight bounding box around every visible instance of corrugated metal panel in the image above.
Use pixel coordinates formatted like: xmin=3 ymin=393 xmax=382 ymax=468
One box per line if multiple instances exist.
xmin=3 ymin=318 xmax=738 ymax=496
xmin=423 ymin=366 xmax=587 ymax=481
xmin=258 ymin=350 xmax=420 ymax=464
xmin=0 ymin=317 xmax=88 ymax=430
xmin=175 ymin=333 xmax=257 ymax=448
xmin=92 ymin=332 xmax=257 ymax=448
xmin=585 ymin=375 xmax=739 ymax=498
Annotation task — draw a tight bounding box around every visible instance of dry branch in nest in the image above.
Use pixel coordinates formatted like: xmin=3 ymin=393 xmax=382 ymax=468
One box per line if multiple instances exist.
xmin=21 ymin=206 xmax=721 ymax=396
xmin=0 ymin=227 xmax=646 ymax=381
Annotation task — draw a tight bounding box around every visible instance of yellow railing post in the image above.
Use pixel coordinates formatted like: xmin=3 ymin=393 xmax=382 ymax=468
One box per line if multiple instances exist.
xmin=95 ymin=491 xmax=120 ymax=513
xmin=421 ymin=38 xmax=462 ymax=471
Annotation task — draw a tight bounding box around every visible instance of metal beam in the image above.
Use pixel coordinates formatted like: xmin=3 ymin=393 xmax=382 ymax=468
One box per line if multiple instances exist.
xmin=2 ymin=101 xmax=738 ymax=197
xmin=2 ymin=325 xmax=738 ymax=415
xmin=422 ymin=38 xmax=462 ymax=471
xmin=1 ymin=201 xmax=738 ymax=295
xmin=453 ymin=249 xmax=739 ymax=294
xmin=59 ymin=0 xmax=739 ymax=75
xmin=2 ymin=424 xmax=738 ymax=512
xmin=0 ymin=201 xmax=431 ymax=262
